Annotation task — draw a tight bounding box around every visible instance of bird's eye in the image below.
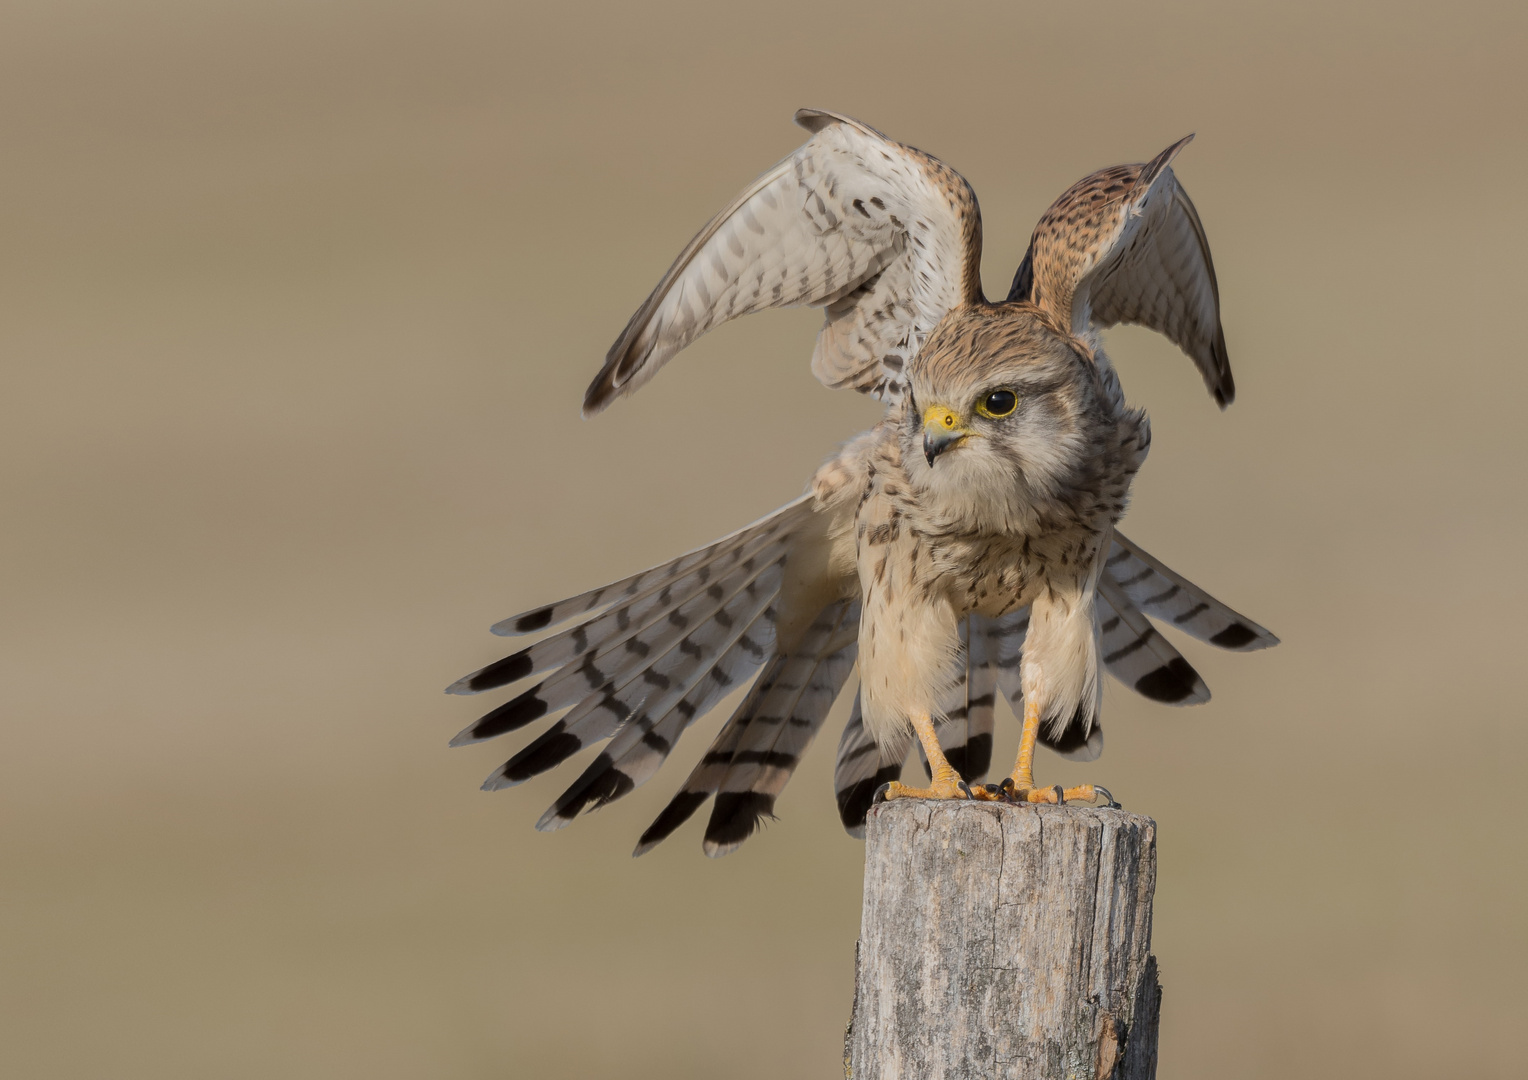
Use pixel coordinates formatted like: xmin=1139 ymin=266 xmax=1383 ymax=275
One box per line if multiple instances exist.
xmin=978 ymin=389 xmax=1018 ymax=418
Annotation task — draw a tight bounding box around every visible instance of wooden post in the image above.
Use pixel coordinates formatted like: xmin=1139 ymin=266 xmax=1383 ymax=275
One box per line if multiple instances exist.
xmin=846 ymin=800 xmax=1160 ymax=1080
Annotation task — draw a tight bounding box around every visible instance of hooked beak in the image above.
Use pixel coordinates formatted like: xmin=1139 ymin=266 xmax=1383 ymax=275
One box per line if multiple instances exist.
xmin=922 ymin=405 xmax=969 ymax=467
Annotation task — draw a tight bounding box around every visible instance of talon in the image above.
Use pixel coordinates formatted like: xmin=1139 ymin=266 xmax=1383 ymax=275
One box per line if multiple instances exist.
xmin=984 ymin=784 xmax=1001 ymax=796
xmin=872 ymin=782 xmax=892 ymax=805
xmin=1094 ymin=785 xmax=1120 ymax=809
xmin=957 ymin=781 xmax=973 ymax=800
xmin=999 ymin=699 xmax=1112 ymax=812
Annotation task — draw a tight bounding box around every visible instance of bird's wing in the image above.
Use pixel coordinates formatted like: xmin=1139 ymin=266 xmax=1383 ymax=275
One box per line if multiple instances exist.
xmin=1009 ymin=135 xmax=1234 ymax=406
xmin=583 ymin=108 xmax=984 ymax=415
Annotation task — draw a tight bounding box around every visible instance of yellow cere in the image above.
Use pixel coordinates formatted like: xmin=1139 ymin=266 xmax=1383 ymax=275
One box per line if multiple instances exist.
xmin=923 ymin=405 xmax=963 ymax=432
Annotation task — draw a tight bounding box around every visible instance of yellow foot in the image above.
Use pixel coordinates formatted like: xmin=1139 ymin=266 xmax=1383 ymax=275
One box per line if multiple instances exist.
xmin=872 ymin=775 xmax=974 ymax=803
xmin=980 ymin=778 xmax=1121 ymax=808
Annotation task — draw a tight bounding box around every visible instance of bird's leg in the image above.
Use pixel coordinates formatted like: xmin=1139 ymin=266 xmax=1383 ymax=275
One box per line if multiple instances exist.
xmin=874 ymin=711 xmax=975 ymax=802
xmin=996 ymin=698 xmax=1116 ymax=807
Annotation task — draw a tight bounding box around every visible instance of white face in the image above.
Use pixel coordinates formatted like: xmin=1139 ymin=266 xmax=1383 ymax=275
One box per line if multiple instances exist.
xmin=902 ymin=363 xmax=1095 ymax=530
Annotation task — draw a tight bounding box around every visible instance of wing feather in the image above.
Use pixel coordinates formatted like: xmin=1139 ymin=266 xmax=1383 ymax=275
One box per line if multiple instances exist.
xmin=583 ymin=109 xmax=983 ymax=415
xmin=1014 ymin=135 xmax=1235 ymax=406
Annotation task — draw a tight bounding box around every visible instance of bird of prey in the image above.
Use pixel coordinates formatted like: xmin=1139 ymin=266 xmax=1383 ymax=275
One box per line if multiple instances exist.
xmin=448 ymin=109 xmax=1276 ymax=856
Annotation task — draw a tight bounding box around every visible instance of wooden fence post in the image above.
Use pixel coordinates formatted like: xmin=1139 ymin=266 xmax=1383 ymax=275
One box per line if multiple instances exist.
xmin=846 ymin=800 xmax=1160 ymax=1079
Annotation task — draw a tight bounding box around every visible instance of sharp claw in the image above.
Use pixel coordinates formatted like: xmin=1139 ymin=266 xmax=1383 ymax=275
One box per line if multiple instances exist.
xmin=957 ymin=781 xmax=973 ymax=800
xmin=872 ymin=782 xmax=892 ymax=805
xmin=984 ymin=784 xmax=1002 ymax=796
xmin=1053 ymin=784 xmax=1065 ymax=805
xmin=998 ymin=777 xmax=1017 ymax=804
xmin=1094 ymin=785 xmax=1120 ymax=809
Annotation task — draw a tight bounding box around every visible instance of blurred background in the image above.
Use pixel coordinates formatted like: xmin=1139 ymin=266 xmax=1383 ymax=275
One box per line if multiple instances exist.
xmin=1 ymin=1 xmax=1524 ymax=1076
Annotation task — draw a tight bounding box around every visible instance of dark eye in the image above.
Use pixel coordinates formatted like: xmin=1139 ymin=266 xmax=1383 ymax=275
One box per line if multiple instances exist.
xmin=979 ymin=389 xmax=1017 ymax=418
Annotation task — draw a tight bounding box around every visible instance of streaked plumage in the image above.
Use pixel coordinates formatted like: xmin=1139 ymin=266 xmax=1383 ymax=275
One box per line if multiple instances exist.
xmin=451 ymin=109 xmax=1276 ymax=855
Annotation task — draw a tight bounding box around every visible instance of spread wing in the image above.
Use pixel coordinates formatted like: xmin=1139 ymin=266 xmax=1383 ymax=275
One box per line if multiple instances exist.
xmin=1009 ymin=135 xmax=1234 ymax=407
xmin=583 ymin=108 xmax=984 ymax=416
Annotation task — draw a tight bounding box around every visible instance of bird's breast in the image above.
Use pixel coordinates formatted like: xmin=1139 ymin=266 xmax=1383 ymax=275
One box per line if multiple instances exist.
xmin=926 ymin=533 xmax=1037 ymax=618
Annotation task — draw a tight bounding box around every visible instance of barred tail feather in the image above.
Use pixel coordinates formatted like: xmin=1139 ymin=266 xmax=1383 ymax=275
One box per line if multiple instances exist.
xmin=1107 ymin=531 xmax=1278 ymax=651
xmin=534 ymin=603 xmax=780 ymax=830
xmin=448 ymin=512 xmax=798 ymax=699
xmin=917 ymin=620 xmax=994 ymax=781
xmin=633 ymin=600 xmax=858 ymax=857
xmin=704 ymin=602 xmax=859 ymax=856
xmin=452 ymin=546 xmax=785 ymax=746
xmin=486 ymin=496 xmax=813 ymax=637
xmin=481 ymin=563 xmax=782 ymax=789
xmin=979 ymin=609 xmax=1102 ymax=761
xmin=959 ymin=618 xmax=998 ymax=778
xmin=633 ymin=655 xmax=787 ymax=856
xmin=832 ymin=692 xmax=904 ymax=839
xmin=1097 ymin=576 xmax=1211 ymax=706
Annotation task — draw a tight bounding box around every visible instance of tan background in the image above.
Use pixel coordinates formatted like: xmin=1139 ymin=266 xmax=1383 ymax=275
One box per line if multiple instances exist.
xmin=2 ymin=1 xmax=1524 ymax=1076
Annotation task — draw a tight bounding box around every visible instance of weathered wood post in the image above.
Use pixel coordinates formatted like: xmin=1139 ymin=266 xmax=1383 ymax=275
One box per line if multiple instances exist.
xmin=847 ymin=800 xmax=1160 ymax=1079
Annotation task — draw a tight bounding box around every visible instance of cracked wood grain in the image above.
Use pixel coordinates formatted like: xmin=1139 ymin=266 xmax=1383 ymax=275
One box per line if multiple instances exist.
xmin=848 ymin=801 xmax=1160 ymax=1079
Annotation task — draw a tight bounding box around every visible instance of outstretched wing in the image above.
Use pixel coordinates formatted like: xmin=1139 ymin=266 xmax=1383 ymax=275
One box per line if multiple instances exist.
xmin=1009 ymin=135 xmax=1234 ymax=407
xmin=583 ymin=108 xmax=984 ymax=416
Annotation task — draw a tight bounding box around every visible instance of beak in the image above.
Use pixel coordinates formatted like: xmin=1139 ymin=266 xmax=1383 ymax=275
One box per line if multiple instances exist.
xmin=922 ymin=405 xmax=969 ymax=467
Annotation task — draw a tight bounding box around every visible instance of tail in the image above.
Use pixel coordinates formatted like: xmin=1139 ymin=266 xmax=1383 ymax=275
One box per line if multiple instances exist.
xmin=451 ymin=509 xmax=1276 ymax=853
xmin=633 ymin=599 xmax=859 ymax=858
xmin=448 ymin=496 xmax=814 ymax=803
xmin=448 ymin=495 xmax=861 ymax=857
xmin=832 ymin=617 xmax=998 ymax=838
xmin=832 ymin=532 xmax=1278 ymax=836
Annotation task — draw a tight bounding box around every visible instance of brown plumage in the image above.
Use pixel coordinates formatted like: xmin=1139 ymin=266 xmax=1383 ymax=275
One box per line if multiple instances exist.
xmin=450 ymin=110 xmax=1276 ymax=854
xmin=1011 ymin=135 xmax=1234 ymax=406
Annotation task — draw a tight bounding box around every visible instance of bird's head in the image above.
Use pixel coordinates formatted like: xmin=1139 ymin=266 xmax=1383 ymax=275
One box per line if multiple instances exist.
xmin=903 ymin=309 xmax=1104 ymax=522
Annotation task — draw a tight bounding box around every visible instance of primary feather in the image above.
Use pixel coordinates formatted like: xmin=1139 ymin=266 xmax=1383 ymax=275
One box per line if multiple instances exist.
xmin=583 ymin=109 xmax=982 ymax=415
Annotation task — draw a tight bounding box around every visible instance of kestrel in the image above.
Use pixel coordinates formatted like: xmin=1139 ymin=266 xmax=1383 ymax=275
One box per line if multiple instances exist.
xmin=449 ymin=109 xmax=1276 ymax=855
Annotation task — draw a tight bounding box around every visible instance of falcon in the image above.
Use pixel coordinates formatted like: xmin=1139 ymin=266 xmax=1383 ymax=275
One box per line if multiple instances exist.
xmin=448 ymin=109 xmax=1277 ymax=856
